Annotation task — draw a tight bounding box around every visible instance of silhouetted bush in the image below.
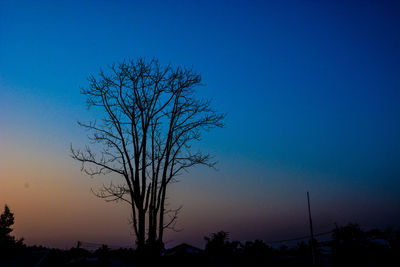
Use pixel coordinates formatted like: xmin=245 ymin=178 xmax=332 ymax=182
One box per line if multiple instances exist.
xmin=330 ymin=223 xmax=396 ymax=266
xmin=204 ymin=231 xmax=241 ymax=261
xmin=94 ymin=244 xmax=110 ymax=257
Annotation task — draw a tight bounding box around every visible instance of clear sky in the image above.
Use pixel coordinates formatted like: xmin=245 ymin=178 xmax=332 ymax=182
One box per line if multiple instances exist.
xmin=0 ymin=0 xmax=399 ymax=249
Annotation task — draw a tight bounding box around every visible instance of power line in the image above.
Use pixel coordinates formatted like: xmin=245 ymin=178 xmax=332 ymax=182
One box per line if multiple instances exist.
xmin=265 ymin=231 xmax=333 ymax=244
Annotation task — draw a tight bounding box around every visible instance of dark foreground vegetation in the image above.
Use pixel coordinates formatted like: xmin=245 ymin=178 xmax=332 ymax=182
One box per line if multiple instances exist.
xmin=2 ymin=206 xmax=400 ymax=266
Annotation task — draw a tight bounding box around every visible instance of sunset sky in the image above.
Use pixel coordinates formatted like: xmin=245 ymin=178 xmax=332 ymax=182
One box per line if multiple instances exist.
xmin=1 ymin=0 xmax=399 ymax=249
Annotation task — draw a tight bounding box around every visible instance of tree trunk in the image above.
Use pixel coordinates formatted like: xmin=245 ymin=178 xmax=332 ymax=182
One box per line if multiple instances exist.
xmin=137 ymin=208 xmax=145 ymax=252
xmin=147 ymin=207 xmax=156 ymax=247
xmin=157 ymin=186 xmax=166 ymax=244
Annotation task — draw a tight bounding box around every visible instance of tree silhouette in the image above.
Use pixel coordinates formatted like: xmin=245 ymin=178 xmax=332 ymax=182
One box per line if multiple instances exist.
xmin=0 ymin=205 xmax=14 ymax=239
xmin=71 ymin=58 xmax=224 ymax=254
xmin=0 ymin=205 xmax=23 ymax=250
xmin=331 ymin=223 xmax=370 ymax=266
xmin=204 ymin=231 xmax=240 ymax=260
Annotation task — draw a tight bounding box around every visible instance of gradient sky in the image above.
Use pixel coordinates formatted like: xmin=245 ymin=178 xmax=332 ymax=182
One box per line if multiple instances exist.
xmin=1 ymin=0 xmax=399 ymax=249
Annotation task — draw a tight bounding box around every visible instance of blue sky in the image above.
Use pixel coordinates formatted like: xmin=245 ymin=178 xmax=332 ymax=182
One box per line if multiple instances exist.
xmin=0 ymin=0 xmax=399 ymax=248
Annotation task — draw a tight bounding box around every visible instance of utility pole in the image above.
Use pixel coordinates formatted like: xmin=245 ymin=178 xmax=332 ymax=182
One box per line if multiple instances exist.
xmin=307 ymin=191 xmax=316 ymax=265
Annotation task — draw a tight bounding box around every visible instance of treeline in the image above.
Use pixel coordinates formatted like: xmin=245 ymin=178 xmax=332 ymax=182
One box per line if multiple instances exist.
xmin=30 ymin=224 xmax=400 ymax=266
xmin=198 ymin=224 xmax=400 ymax=266
xmin=1 ymin=204 xmax=400 ymax=266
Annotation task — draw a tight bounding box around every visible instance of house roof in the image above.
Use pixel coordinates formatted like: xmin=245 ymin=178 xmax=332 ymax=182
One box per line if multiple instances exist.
xmin=164 ymin=243 xmax=203 ymax=256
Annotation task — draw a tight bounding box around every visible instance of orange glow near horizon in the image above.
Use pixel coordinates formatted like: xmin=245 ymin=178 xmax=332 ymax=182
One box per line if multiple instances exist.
xmin=0 ymin=137 xmax=134 ymax=248
xmin=0 ymin=136 xmax=306 ymax=249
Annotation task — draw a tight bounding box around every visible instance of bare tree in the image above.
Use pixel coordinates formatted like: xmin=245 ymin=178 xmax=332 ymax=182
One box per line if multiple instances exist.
xmin=71 ymin=58 xmax=224 ymax=253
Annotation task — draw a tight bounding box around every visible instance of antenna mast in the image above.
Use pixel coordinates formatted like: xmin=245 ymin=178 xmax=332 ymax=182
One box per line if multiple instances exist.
xmin=307 ymin=191 xmax=316 ymax=265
